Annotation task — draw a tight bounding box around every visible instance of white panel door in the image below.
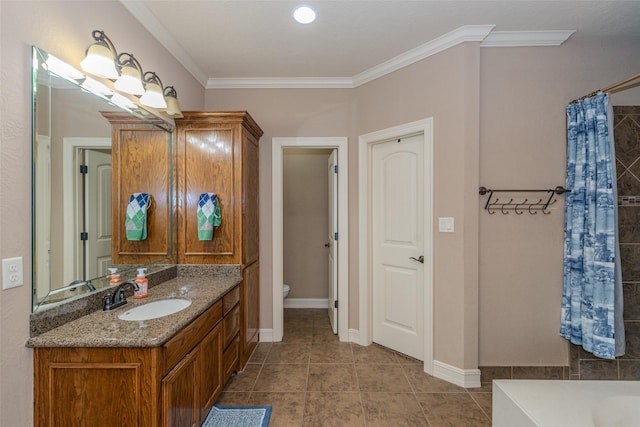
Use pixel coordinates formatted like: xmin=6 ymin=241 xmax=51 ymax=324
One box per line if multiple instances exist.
xmin=328 ymin=149 xmax=338 ymax=333
xmin=85 ymin=149 xmax=112 ymax=279
xmin=372 ymin=134 xmax=424 ymax=360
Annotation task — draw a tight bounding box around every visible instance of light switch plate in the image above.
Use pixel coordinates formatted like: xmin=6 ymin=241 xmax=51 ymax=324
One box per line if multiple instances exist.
xmin=438 ymin=217 xmax=455 ymax=233
xmin=2 ymin=257 xmax=23 ymax=289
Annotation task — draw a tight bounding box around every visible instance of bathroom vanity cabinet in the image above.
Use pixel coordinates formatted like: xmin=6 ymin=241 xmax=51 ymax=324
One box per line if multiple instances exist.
xmin=33 ymin=284 xmax=240 ymax=427
xmin=175 ymin=112 xmax=262 ymax=369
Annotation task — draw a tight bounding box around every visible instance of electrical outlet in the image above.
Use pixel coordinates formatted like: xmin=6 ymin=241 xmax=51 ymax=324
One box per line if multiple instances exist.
xmin=2 ymin=257 xmax=23 ymax=289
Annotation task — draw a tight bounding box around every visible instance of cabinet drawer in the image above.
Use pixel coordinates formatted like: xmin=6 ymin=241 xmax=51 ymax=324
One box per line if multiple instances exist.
xmin=164 ymin=300 xmax=222 ymax=372
xmin=223 ymin=336 xmax=239 ymax=384
xmin=223 ymin=305 xmax=240 ymax=349
xmin=222 ymin=285 xmax=240 ymax=315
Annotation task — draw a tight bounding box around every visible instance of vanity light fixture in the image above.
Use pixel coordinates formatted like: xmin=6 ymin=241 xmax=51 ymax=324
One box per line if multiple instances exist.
xmin=293 ymin=5 xmax=316 ymax=24
xmin=81 ymin=30 xmax=180 ymax=115
xmin=114 ymin=53 xmax=145 ymax=95
xmin=80 ymin=30 xmax=119 ymax=79
xmin=140 ymin=71 xmax=167 ymax=109
xmin=163 ymin=86 xmax=183 ymax=117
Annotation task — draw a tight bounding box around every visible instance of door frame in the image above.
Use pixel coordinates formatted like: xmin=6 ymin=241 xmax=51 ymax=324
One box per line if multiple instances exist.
xmin=358 ymin=118 xmax=434 ymax=374
xmin=272 ymin=137 xmax=349 ymax=342
xmin=62 ymin=137 xmax=111 ymax=284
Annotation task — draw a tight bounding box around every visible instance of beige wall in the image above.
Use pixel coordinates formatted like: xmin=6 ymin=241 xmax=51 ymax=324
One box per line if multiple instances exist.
xmin=205 ymin=88 xmax=355 ymax=328
xmin=479 ymin=36 xmax=640 ymax=366
xmin=356 ymin=42 xmax=482 ymax=369
xmin=207 ymin=44 xmax=483 ymax=369
xmin=206 ymin=37 xmax=640 ymax=371
xmin=0 ymin=2 xmax=203 ymax=426
xmin=283 ymin=149 xmax=331 ymax=299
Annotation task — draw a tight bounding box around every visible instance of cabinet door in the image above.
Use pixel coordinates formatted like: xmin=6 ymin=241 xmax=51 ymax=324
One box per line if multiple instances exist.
xmin=223 ymin=304 xmax=240 ymax=349
xmin=34 ymin=347 xmax=156 ymax=427
xmin=199 ymin=324 xmax=223 ymax=420
xmin=105 ymin=113 xmax=173 ymax=265
xmin=163 ymin=350 xmax=198 ymax=427
xmin=223 ymin=335 xmax=240 ymax=384
xmin=177 ymin=125 xmax=239 ymax=264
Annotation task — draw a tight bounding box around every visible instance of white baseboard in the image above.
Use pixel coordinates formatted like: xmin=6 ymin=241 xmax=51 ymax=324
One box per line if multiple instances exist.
xmin=348 ymin=328 xmax=362 ymax=345
xmin=283 ymin=298 xmax=329 ymax=309
xmin=433 ymin=360 xmax=481 ymax=388
xmin=259 ymin=328 xmax=274 ymax=342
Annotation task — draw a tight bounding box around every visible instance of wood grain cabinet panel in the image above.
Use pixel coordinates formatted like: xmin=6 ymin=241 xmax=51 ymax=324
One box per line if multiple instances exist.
xmin=162 ymin=350 xmax=198 ymax=427
xmin=102 ymin=112 xmax=174 ymax=265
xmin=175 ymin=112 xmax=262 ymax=369
xmin=223 ymin=305 xmax=240 ymax=349
xmin=243 ymin=261 xmax=260 ymax=361
xmin=223 ymin=336 xmax=240 ymax=384
xmin=34 ymin=347 xmax=159 ymax=426
xmin=198 ymin=324 xmax=223 ymax=421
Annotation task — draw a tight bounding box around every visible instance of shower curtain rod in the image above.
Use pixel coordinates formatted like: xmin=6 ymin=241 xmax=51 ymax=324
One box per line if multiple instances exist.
xmin=571 ymin=72 xmax=640 ymax=104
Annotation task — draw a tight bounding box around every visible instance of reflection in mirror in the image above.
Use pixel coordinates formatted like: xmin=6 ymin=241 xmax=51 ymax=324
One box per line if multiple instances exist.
xmin=32 ymin=46 xmax=174 ymax=312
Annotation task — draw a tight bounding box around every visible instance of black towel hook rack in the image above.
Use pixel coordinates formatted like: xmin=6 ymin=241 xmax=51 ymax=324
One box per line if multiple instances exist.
xmin=478 ymin=186 xmax=570 ymax=215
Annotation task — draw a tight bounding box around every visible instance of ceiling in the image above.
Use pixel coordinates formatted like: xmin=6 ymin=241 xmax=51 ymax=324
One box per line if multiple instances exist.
xmin=122 ymin=1 xmax=640 ymax=88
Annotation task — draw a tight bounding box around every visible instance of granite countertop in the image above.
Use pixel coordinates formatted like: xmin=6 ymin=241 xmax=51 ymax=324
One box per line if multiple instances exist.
xmin=27 ymin=275 xmax=241 ymax=348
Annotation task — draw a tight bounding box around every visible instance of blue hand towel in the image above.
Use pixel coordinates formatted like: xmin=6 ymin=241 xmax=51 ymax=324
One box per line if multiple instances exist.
xmin=125 ymin=193 xmax=151 ymax=241
xmin=198 ymin=193 xmax=221 ymax=240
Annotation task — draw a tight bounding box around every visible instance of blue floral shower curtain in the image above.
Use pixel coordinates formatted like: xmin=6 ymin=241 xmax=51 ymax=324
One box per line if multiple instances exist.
xmin=561 ymin=93 xmax=625 ymax=359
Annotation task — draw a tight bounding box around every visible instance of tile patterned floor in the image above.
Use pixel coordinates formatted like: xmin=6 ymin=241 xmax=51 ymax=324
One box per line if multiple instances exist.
xmin=216 ymin=309 xmax=492 ymax=426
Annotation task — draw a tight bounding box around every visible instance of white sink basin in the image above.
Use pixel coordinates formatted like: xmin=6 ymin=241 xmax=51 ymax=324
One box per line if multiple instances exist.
xmin=117 ymin=299 xmax=192 ymax=321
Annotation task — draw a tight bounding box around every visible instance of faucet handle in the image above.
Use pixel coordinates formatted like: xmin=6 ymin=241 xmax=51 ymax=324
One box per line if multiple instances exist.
xmin=103 ymin=293 xmax=113 ymax=311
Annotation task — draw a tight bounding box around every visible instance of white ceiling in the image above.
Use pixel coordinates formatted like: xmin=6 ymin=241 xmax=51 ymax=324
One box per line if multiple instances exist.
xmin=122 ymin=1 xmax=640 ymax=88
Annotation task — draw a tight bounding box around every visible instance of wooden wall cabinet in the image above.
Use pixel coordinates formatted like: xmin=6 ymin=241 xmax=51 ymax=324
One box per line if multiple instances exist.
xmin=102 ymin=112 xmax=174 ymax=265
xmin=34 ymin=285 xmax=240 ymax=427
xmin=175 ymin=112 xmax=262 ymax=368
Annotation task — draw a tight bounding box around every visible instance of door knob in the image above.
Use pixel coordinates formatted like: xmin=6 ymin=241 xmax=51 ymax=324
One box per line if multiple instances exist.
xmin=324 ymin=242 xmax=330 ymax=248
xmin=409 ymin=256 xmax=424 ymax=264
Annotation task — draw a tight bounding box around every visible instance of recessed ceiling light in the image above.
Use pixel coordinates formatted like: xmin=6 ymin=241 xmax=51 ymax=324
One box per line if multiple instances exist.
xmin=293 ymin=5 xmax=316 ymax=24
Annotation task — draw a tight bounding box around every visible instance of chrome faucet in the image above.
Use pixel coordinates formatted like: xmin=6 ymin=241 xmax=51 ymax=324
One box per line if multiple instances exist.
xmin=103 ymin=280 xmax=139 ymax=311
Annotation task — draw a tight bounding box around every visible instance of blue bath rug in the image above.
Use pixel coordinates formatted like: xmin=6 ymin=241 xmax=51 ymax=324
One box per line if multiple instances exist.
xmin=201 ymin=404 xmax=271 ymax=427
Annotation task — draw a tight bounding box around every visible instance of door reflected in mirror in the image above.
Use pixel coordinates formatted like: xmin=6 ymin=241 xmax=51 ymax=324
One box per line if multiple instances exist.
xmin=32 ymin=46 xmax=175 ymax=312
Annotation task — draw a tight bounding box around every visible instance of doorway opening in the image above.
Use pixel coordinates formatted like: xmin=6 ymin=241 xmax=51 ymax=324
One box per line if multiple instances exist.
xmin=272 ymin=137 xmax=349 ymax=342
xmin=62 ymin=137 xmax=112 ymax=285
xmin=282 ymin=148 xmax=332 ymax=308
xmin=358 ymin=119 xmax=434 ymax=373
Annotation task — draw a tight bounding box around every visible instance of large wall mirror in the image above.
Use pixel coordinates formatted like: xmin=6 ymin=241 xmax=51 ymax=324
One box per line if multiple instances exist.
xmin=32 ymin=46 xmax=175 ymax=312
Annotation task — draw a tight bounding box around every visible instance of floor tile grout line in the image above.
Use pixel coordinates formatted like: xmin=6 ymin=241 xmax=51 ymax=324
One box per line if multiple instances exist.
xmin=467 ymin=390 xmax=492 ymax=422
xmin=234 ymin=308 xmax=495 ymax=425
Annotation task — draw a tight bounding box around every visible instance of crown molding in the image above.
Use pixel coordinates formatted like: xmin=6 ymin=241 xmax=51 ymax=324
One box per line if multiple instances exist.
xmin=206 ymin=25 xmax=496 ymax=89
xmin=351 ymin=24 xmax=496 ymax=87
xmin=206 ymin=77 xmax=354 ymax=89
xmin=120 ymin=0 xmax=209 ymax=86
xmin=121 ymin=3 xmax=576 ymax=90
xmin=481 ymin=30 xmax=575 ymax=47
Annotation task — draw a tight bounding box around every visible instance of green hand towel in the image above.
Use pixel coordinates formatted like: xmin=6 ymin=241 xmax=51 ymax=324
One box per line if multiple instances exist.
xmin=125 ymin=193 xmax=151 ymax=241
xmin=197 ymin=193 xmax=221 ymax=240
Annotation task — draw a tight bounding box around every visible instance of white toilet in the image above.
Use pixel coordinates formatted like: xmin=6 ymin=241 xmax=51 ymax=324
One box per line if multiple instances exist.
xmin=283 ymin=284 xmax=291 ymax=299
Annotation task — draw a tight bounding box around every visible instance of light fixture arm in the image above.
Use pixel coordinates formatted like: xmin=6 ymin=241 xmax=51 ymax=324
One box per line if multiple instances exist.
xmin=163 ymin=86 xmax=178 ymax=98
xmin=90 ymin=30 xmax=118 ymax=57
xmin=116 ymin=52 xmax=144 ymax=75
xmin=143 ymin=71 xmax=164 ymax=89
